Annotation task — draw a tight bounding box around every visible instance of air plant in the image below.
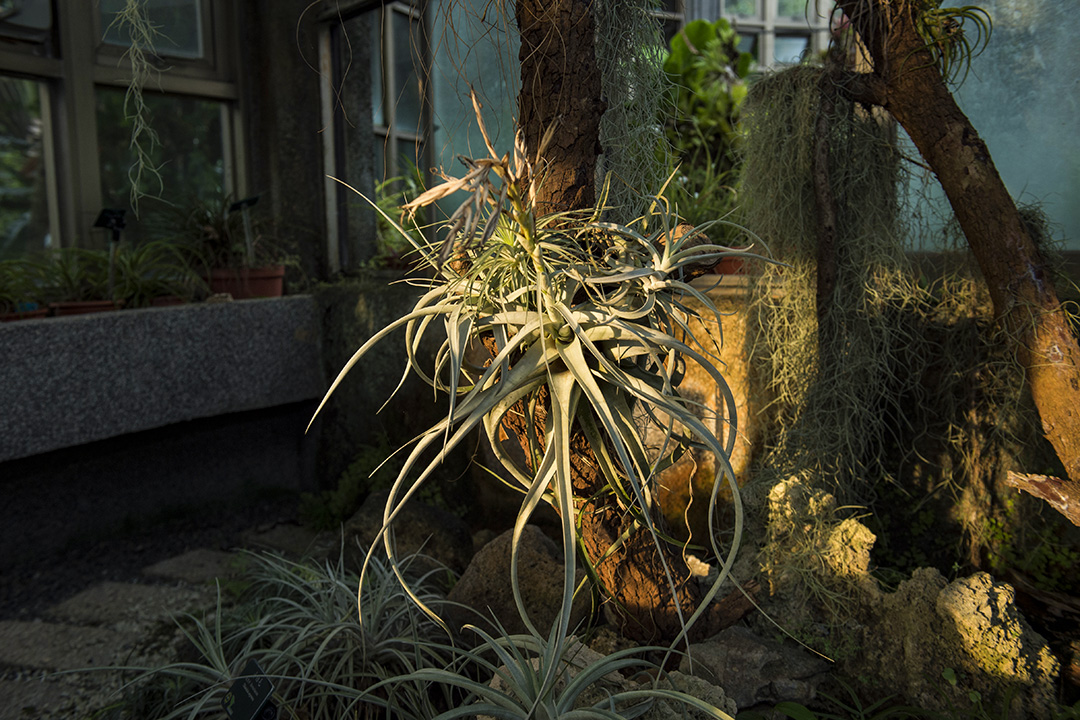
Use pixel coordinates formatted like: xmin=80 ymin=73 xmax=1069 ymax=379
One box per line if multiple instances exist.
xmin=313 ymin=91 xmax=766 ymax=657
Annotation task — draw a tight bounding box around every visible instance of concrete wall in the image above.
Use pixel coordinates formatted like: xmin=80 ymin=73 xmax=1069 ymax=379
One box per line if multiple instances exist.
xmin=0 ymin=297 xmax=324 ymax=463
xmin=312 ymin=273 xmax=454 ymax=487
xmin=0 ymin=296 xmax=327 ymax=565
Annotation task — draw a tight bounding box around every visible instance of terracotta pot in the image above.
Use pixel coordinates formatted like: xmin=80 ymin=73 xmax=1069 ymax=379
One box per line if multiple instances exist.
xmin=1 ymin=308 xmax=49 ymax=322
xmin=49 ymin=300 xmax=123 ymax=317
xmin=150 ymin=295 xmax=186 ymax=307
xmin=207 ymin=265 xmax=285 ymax=299
xmin=711 ymin=248 xmax=750 ymax=275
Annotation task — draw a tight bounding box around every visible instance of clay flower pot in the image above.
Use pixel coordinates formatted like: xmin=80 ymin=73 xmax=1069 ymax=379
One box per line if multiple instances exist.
xmin=207 ymin=265 xmax=285 ymax=299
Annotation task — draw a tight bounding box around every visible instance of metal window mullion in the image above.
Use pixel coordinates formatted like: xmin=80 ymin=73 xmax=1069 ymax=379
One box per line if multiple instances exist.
xmin=56 ymin=2 xmax=101 ymax=248
xmin=0 ymin=49 xmax=62 ymax=78
xmin=91 ymin=67 xmax=239 ymax=100
xmin=319 ymin=23 xmax=341 ymax=274
xmin=39 ymin=82 xmax=61 ymax=250
xmin=420 ymin=0 xmax=435 ymax=239
xmin=381 ymin=7 xmax=397 ymax=181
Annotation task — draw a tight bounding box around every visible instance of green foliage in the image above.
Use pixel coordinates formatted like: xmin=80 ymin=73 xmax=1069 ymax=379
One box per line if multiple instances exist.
xmin=86 ymin=546 xmax=739 ymax=720
xmin=741 ymin=65 xmax=914 ymax=498
xmin=912 ymin=2 xmax=993 ymax=86
xmin=299 ymin=436 xmax=404 ymax=531
xmin=91 ymin=549 xmax=455 ymax=720
xmin=742 ymin=670 xmax=1053 ymax=720
xmin=663 ymin=18 xmax=753 ymax=230
xmin=983 ymin=497 xmax=1080 ymax=595
xmin=300 ymin=435 xmax=471 ymax=531
xmin=0 ymin=76 xmax=50 ymax=259
xmin=595 ymin=0 xmax=672 ymax=222
xmin=111 ymin=239 xmax=206 ymax=306
xmin=34 ymin=247 xmax=114 ymax=303
xmin=142 ymin=192 xmax=292 ymax=272
xmin=0 ymin=256 xmax=45 ymax=312
xmin=373 ymin=163 xmax=427 ymax=268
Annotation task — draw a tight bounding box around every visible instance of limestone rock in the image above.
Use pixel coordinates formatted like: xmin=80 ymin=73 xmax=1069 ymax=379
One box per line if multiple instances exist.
xmin=852 ymin=568 xmax=1060 ymax=719
xmin=936 ymin=573 xmax=1060 ymax=706
xmin=341 ymin=489 xmax=474 ymax=576
xmin=447 ymin=525 xmax=591 ymax=637
xmin=679 ymin=625 xmax=830 ymax=710
xmin=823 ymin=517 xmax=876 ymax=578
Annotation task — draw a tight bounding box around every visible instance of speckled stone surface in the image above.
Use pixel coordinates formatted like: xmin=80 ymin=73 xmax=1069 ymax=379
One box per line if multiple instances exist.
xmin=43 ymin=582 xmax=211 ymax=626
xmin=0 ymin=621 xmax=140 ymax=671
xmin=0 ymin=297 xmax=323 ymax=462
xmin=143 ymin=548 xmax=241 ymax=585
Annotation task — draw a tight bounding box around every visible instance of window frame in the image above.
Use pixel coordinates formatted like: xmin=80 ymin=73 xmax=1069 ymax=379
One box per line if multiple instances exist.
xmin=659 ymin=0 xmax=834 ymax=67
xmin=318 ymin=0 xmax=433 ymax=273
xmin=0 ymin=1 xmax=243 ymax=251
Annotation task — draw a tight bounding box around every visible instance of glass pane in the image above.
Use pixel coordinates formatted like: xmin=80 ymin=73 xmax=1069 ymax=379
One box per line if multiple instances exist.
xmin=100 ymin=0 xmax=204 ymax=60
xmin=0 ymin=76 xmax=53 ymax=259
xmin=97 ymin=88 xmax=225 ymax=242
xmin=737 ymin=33 xmax=759 ymax=61
xmin=0 ymin=0 xmax=53 ymax=53
xmin=777 ymin=0 xmax=808 ymax=19
xmin=370 ymin=14 xmax=384 ymax=127
xmin=374 ymin=133 xmax=387 ymax=184
xmin=661 ymin=17 xmax=681 ymax=45
xmin=774 ymin=34 xmax=809 ymax=64
xmin=725 ymin=0 xmax=758 ymax=19
xmin=391 ymin=9 xmax=422 ymax=132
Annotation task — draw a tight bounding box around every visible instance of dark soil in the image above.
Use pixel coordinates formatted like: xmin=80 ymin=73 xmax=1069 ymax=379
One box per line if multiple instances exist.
xmin=0 ymin=494 xmax=300 ymax=621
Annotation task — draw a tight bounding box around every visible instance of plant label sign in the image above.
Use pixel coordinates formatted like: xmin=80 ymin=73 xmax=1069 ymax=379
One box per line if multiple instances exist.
xmin=221 ymin=658 xmax=276 ymax=720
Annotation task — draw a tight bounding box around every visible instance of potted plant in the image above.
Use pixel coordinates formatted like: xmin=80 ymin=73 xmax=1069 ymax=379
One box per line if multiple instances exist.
xmin=36 ymin=247 xmax=122 ymax=316
xmin=113 ymin=239 xmax=206 ymax=308
xmin=0 ymin=257 xmax=48 ymax=321
xmin=151 ymin=193 xmax=292 ymax=299
xmin=371 ymin=164 xmax=426 ymax=270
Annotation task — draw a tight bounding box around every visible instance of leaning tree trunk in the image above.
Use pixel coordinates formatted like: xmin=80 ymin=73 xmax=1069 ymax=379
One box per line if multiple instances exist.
xmin=834 ymin=0 xmax=1080 ymax=526
xmin=510 ymin=0 xmax=748 ymax=643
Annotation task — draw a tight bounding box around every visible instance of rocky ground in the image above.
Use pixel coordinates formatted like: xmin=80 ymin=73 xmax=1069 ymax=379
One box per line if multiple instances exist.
xmin=0 ymin=495 xmax=311 ymax=719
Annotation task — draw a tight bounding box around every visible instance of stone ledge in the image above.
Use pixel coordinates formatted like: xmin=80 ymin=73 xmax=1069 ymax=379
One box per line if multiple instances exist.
xmin=0 ymin=297 xmax=324 ymax=462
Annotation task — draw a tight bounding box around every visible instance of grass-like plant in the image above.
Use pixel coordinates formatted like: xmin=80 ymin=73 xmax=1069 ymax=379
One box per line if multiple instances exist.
xmin=389 ymin=623 xmax=735 ymax=719
xmin=90 ymin=548 xmax=455 ymax=720
xmin=313 ymin=93 xmax=763 ymax=648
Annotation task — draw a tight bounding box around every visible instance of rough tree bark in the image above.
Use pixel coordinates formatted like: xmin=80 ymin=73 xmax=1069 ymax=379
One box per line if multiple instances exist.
xmin=516 ymin=0 xmax=605 ymax=213
xmin=834 ymin=0 xmax=1080 ymax=526
xmin=510 ymin=0 xmax=752 ymax=643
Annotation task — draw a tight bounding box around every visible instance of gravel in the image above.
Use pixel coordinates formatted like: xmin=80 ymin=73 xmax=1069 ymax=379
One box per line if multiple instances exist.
xmin=0 ymin=494 xmax=300 ymax=622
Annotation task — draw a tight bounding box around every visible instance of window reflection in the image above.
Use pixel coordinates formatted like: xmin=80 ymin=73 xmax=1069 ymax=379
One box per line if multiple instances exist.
xmin=100 ymin=0 xmax=204 ymax=60
xmin=737 ymin=33 xmax=760 ymax=62
xmin=97 ymin=88 xmax=224 ymax=241
xmin=774 ymin=34 xmax=809 ymax=64
xmin=391 ymin=9 xmax=422 ymax=133
xmin=0 ymin=76 xmax=52 ymax=258
xmin=725 ymin=0 xmax=758 ymax=19
xmin=777 ymin=0 xmax=808 ymax=19
xmin=0 ymin=0 xmax=54 ymax=54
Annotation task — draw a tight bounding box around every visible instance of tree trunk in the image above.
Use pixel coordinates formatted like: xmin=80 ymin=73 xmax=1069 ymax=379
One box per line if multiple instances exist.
xmin=510 ymin=1 xmax=753 ymax=643
xmin=515 ymin=0 xmax=605 ymax=214
xmin=835 ymin=0 xmax=1080 ymax=525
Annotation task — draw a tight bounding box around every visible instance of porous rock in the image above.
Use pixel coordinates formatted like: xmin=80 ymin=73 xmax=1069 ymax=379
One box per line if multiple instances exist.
xmin=679 ymin=624 xmax=830 ymax=710
xmin=341 ymin=489 xmax=474 ymax=575
xmin=936 ymin=573 xmax=1060 ymax=705
xmin=853 ymin=568 xmax=1059 ymax=719
xmin=447 ymin=525 xmax=591 ymax=637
